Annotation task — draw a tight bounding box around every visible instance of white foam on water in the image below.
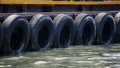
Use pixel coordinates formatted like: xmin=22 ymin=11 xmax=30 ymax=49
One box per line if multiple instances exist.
xmin=6 ymin=56 xmax=30 ymax=60
xmin=103 ymin=53 xmax=120 ymax=57
xmin=34 ymin=61 xmax=48 ymax=65
xmin=0 ymin=65 xmax=12 ymax=67
xmin=88 ymin=56 xmax=117 ymax=60
xmin=54 ymin=57 xmax=68 ymax=60
xmin=76 ymin=61 xmax=94 ymax=63
xmin=99 ymin=61 xmax=112 ymax=64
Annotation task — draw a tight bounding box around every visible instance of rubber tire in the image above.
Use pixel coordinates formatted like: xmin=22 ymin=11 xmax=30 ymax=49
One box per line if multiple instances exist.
xmin=29 ymin=14 xmax=54 ymax=51
xmin=53 ymin=14 xmax=75 ymax=48
xmin=74 ymin=13 xmax=96 ymax=45
xmin=95 ymin=12 xmax=116 ymax=45
xmin=0 ymin=23 xmax=3 ymax=49
xmin=2 ymin=15 xmax=30 ymax=55
xmin=114 ymin=12 xmax=120 ymax=43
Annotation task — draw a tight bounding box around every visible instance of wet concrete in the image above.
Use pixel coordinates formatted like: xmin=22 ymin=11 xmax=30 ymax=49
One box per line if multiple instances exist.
xmin=0 ymin=44 xmax=120 ymax=68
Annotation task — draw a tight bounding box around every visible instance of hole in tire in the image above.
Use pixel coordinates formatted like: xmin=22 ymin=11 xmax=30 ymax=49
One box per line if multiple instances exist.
xmin=10 ymin=27 xmax=24 ymax=51
xmin=102 ymin=20 xmax=113 ymax=43
xmin=82 ymin=23 xmax=92 ymax=44
xmin=60 ymin=25 xmax=70 ymax=46
xmin=38 ymin=26 xmax=50 ymax=49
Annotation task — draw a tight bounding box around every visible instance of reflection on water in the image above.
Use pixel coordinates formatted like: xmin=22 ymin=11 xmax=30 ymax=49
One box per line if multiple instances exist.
xmin=0 ymin=44 xmax=120 ymax=68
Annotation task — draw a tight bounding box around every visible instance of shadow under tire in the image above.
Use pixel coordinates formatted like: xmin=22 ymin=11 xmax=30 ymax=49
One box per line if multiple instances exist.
xmin=74 ymin=13 xmax=96 ymax=45
xmin=2 ymin=15 xmax=30 ymax=55
xmin=29 ymin=14 xmax=54 ymax=51
xmin=53 ymin=14 xmax=74 ymax=48
xmin=95 ymin=12 xmax=116 ymax=45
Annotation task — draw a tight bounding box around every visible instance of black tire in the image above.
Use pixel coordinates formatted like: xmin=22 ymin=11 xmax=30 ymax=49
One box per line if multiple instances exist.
xmin=0 ymin=23 xmax=3 ymax=49
xmin=2 ymin=15 xmax=30 ymax=55
xmin=74 ymin=13 xmax=96 ymax=45
xmin=114 ymin=12 xmax=120 ymax=43
xmin=53 ymin=14 xmax=75 ymax=48
xmin=95 ymin=12 xmax=116 ymax=45
xmin=29 ymin=14 xmax=54 ymax=51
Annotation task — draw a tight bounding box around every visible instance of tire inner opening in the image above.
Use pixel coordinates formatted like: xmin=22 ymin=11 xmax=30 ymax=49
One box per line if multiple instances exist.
xmin=10 ymin=27 xmax=24 ymax=51
xmin=38 ymin=26 xmax=50 ymax=48
xmin=102 ymin=21 xmax=113 ymax=43
xmin=60 ymin=25 xmax=70 ymax=46
xmin=82 ymin=23 xmax=92 ymax=45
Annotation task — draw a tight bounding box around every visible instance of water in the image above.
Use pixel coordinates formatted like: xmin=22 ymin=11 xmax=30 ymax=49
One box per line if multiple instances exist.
xmin=0 ymin=44 xmax=120 ymax=68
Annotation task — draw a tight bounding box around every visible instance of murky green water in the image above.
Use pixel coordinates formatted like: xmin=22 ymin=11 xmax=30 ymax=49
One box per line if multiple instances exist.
xmin=1 ymin=44 xmax=120 ymax=68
